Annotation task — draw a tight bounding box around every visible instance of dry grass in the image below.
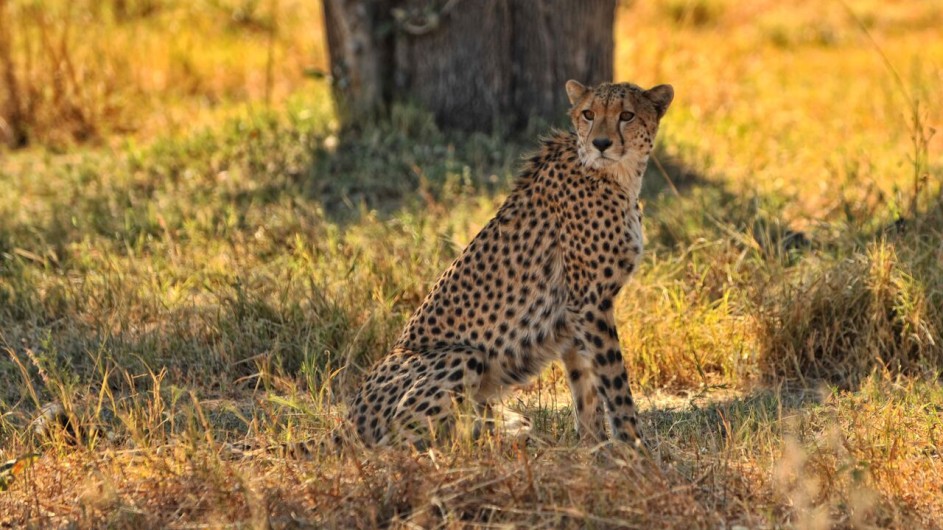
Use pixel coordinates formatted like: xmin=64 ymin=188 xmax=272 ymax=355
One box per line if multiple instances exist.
xmin=0 ymin=0 xmax=325 ymax=149
xmin=2 ymin=378 xmax=940 ymax=527
xmin=758 ymin=239 xmax=943 ymax=385
xmin=1 ymin=0 xmax=942 ymax=527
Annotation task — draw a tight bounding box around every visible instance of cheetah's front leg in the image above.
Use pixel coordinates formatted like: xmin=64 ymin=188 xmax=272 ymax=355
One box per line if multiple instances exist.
xmin=572 ymin=304 xmax=643 ymax=446
xmin=561 ymin=345 xmax=608 ymax=442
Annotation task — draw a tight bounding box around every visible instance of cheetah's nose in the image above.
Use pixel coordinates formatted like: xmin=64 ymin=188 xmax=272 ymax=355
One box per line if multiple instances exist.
xmin=592 ymin=138 xmax=613 ymax=152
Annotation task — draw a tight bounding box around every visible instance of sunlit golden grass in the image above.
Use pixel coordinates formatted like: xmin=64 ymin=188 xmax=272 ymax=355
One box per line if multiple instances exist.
xmin=619 ymin=0 xmax=943 ymax=220
xmin=1 ymin=0 xmax=942 ymax=527
xmin=0 ymin=0 xmax=326 ymax=148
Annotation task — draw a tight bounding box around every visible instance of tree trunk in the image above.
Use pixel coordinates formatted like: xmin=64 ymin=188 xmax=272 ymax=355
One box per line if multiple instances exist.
xmin=322 ymin=0 xmax=395 ymax=123
xmin=322 ymin=0 xmax=615 ymax=133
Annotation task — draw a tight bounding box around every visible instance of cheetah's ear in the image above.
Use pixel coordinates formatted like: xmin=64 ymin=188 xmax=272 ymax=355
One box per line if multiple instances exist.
xmin=644 ymin=84 xmax=674 ymax=119
xmin=565 ymin=80 xmax=589 ymax=106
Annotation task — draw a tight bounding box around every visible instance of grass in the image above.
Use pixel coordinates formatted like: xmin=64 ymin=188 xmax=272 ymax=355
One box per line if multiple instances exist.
xmin=1 ymin=0 xmax=942 ymax=527
xmin=0 ymin=0 xmax=325 ymax=149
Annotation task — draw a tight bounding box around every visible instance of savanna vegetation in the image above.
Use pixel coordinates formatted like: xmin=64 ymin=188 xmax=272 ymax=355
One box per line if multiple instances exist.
xmin=1 ymin=0 xmax=941 ymax=527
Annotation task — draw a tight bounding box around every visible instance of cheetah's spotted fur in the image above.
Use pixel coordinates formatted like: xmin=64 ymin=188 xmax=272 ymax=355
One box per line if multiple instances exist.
xmin=347 ymin=80 xmax=674 ymax=447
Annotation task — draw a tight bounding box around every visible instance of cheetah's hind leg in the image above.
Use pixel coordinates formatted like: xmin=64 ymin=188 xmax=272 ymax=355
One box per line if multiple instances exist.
xmin=472 ymin=402 xmax=495 ymax=441
xmin=384 ymin=344 xmax=487 ymax=448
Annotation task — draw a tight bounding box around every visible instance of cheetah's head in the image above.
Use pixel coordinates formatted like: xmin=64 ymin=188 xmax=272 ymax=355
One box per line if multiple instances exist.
xmin=565 ymin=81 xmax=673 ymax=172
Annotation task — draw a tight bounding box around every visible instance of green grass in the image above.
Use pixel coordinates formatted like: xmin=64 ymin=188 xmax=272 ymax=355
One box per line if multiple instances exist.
xmin=1 ymin=0 xmax=943 ymax=527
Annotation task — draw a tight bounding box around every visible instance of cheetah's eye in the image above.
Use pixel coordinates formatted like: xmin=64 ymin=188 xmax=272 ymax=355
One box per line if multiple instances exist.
xmin=620 ymin=111 xmax=636 ymax=122
xmin=582 ymin=110 xmax=595 ymax=121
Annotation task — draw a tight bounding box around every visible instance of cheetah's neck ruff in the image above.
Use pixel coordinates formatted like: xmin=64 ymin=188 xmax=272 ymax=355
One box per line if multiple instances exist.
xmin=578 ymin=144 xmax=649 ymax=199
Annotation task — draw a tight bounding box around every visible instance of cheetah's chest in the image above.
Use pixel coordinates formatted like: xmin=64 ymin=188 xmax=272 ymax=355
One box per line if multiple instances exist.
xmin=591 ymin=192 xmax=645 ymax=290
xmin=622 ymin=200 xmax=644 ymax=275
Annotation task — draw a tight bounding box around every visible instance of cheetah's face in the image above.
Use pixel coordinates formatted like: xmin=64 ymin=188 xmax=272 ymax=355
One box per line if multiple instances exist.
xmin=565 ymin=81 xmax=673 ymax=171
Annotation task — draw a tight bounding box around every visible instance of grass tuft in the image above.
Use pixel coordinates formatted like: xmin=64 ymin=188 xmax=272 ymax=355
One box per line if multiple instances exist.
xmin=757 ymin=228 xmax=943 ymax=386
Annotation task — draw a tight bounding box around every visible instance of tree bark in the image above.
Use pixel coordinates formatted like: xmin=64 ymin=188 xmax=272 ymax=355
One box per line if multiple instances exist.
xmin=508 ymin=0 xmax=614 ymax=130
xmin=322 ymin=0 xmax=396 ymax=123
xmin=322 ymin=0 xmax=616 ymax=133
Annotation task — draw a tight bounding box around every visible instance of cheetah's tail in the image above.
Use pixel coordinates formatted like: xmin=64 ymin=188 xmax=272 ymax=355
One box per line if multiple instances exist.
xmin=223 ymin=424 xmax=353 ymax=460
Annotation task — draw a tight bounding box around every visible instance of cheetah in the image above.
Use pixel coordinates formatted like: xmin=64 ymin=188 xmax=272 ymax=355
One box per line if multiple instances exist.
xmin=347 ymin=80 xmax=674 ymax=448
